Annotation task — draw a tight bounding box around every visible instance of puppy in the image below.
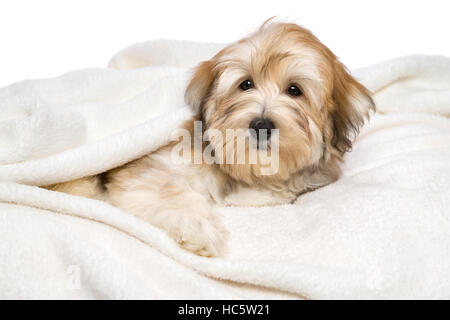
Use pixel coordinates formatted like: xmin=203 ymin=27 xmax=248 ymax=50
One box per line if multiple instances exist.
xmin=48 ymin=21 xmax=374 ymax=256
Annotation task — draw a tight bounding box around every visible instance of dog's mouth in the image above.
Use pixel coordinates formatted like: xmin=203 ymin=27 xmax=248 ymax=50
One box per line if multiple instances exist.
xmin=249 ymin=132 xmax=271 ymax=150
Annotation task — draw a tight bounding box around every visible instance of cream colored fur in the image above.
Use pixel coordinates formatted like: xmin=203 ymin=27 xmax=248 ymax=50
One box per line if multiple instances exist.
xmin=49 ymin=22 xmax=373 ymax=257
xmin=1 ymin=36 xmax=450 ymax=298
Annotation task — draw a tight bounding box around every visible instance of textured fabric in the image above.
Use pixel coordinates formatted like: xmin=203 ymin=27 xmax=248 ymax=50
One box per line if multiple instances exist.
xmin=0 ymin=40 xmax=449 ymax=299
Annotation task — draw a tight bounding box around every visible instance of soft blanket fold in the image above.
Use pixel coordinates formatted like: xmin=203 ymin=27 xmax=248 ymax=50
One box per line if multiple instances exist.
xmin=1 ymin=40 xmax=449 ymax=299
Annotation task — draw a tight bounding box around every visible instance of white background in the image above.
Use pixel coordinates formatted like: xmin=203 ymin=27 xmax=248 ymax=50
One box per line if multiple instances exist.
xmin=0 ymin=0 xmax=449 ymax=88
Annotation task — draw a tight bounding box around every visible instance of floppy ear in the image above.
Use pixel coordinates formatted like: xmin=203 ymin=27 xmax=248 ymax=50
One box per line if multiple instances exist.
xmin=330 ymin=61 xmax=375 ymax=153
xmin=184 ymin=60 xmax=216 ymax=114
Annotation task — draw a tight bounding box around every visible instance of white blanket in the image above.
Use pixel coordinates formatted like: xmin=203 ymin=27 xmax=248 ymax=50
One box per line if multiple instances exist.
xmin=1 ymin=40 xmax=450 ymax=299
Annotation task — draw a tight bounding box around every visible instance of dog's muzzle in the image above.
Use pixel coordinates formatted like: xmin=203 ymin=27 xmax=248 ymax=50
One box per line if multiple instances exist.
xmin=249 ymin=118 xmax=275 ymax=143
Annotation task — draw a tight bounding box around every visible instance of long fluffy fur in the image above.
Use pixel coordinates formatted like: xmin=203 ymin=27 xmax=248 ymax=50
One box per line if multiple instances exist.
xmin=46 ymin=21 xmax=375 ymax=256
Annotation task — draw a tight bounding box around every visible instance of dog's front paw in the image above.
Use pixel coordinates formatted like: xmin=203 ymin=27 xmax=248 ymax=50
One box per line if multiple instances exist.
xmin=163 ymin=212 xmax=227 ymax=257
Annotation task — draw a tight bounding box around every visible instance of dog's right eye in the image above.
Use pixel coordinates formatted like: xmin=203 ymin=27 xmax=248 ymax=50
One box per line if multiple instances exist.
xmin=239 ymin=80 xmax=253 ymax=91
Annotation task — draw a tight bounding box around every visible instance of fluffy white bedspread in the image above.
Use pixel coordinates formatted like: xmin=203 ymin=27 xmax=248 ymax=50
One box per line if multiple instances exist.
xmin=1 ymin=40 xmax=449 ymax=299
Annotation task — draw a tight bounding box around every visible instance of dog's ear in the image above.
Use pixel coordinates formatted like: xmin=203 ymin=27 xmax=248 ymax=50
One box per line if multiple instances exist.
xmin=184 ymin=60 xmax=216 ymax=114
xmin=330 ymin=61 xmax=375 ymax=153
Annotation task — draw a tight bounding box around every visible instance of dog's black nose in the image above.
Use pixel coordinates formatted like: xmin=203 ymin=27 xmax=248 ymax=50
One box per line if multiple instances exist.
xmin=249 ymin=118 xmax=275 ymax=139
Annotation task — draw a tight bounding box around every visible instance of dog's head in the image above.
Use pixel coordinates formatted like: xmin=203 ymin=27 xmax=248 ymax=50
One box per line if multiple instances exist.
xmin=185 ymin=21 xmax=374 ymax=184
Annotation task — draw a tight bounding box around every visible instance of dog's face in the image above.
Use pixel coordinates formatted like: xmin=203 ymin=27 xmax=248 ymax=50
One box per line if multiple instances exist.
xmin=185 ymin=22 xmax=374 ymax=184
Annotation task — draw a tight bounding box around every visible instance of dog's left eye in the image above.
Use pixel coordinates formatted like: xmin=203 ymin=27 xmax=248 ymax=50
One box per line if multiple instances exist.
xmin=287 ymin=85 xmax=302 ymax=97
xmin=239 ymin=80 xmax=253 ymax=91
